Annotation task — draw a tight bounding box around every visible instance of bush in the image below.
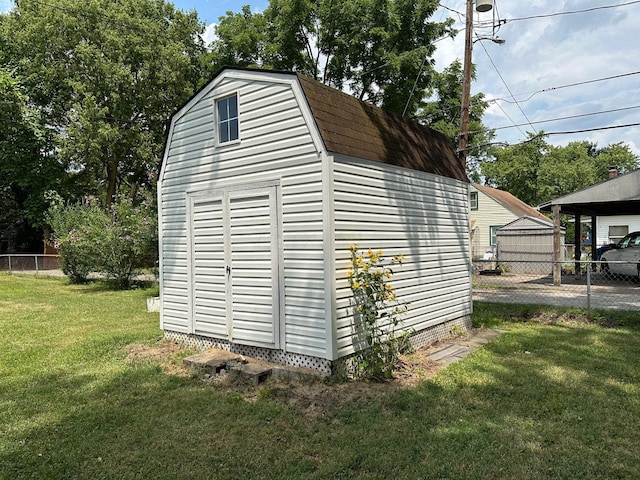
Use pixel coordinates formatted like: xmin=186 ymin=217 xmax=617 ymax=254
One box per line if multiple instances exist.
xmin=46 ymin=188 xmax=157 ymax=288
xmin=98 ymin=192 xmax=157 ymax=289
xmin=45 ymin=195 xmax=103 ymax=283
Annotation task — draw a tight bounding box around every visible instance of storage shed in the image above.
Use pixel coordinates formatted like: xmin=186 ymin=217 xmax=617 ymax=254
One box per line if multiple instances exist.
xmin=496 ymin=216 xmax=565 ymax=273
xmin=158 ymin=67 xmax=472 ymax=374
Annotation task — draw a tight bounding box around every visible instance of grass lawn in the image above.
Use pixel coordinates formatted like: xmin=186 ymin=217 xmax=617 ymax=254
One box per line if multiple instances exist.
xmin=1 ymin=273 xmax=640 ymax=479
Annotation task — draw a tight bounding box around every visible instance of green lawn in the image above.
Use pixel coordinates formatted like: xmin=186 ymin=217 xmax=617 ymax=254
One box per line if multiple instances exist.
xmin=1 ymin=274 xmax=640 ymax=479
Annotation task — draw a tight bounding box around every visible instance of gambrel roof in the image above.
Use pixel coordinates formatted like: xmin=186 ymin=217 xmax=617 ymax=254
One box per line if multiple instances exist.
xmin=164 ymin=67 xmax=466 ymax=182
xmin=295 ymin=73 xmax=466 ymax=182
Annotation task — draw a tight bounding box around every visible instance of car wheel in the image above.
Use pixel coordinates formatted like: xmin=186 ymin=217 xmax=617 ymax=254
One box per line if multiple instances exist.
xmin=602 ymin=261 xmax=610 ymax=275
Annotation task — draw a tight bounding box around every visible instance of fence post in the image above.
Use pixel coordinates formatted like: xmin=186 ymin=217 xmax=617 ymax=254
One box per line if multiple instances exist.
xmin=586 ymin=266 xmax=591 ymax=318
xmin=35 ymin=255 xmax=39 ymax=277
xmin=552 ymin=205 xmax=562 ymax=286
xmin=8 ymin=255 xmax=11 ymax=274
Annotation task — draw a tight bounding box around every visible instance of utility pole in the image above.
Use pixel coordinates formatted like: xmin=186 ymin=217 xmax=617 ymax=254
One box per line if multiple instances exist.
xmin=458 ymin=0 xmax=475 ymax=170
xmin=459 ymin=0 xmax=495 ymax=170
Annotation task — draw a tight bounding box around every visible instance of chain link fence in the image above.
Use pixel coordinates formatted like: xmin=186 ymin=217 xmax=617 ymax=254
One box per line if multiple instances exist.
xmin=2 ymin=254 xmax=637 ymax=314
xmin=473 ymin=259 xmax=640 ymax=313
xmin=0 ymin=254 xmax=62 ymax=276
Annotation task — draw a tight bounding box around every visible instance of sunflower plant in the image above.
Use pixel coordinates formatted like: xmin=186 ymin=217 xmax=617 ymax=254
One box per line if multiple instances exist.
xmin=347 ymin=244 xmax=409 ymax=380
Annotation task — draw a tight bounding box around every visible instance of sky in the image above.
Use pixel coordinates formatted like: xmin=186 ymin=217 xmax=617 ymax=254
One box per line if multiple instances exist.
xmin=2 ymin=0 xmax=639 ymax=155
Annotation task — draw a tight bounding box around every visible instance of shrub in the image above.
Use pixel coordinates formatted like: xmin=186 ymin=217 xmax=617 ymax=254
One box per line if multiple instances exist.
xmin=347 ymin=244 xmax=409 ymax=380
xmin=45 ymin=194 xmax=102 ymax=283
xmin=98 ymin=192 xmax=157 ymax=289
xmin=45 ymin=188 xmax=157 ymax=289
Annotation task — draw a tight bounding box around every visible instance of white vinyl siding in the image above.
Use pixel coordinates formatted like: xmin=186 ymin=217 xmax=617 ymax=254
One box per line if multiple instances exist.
xmin=229 ymin=188 xmax=278 ymax=347
xmin=331 ymin=157 xmax=471 ymax=358
xmin=596 ymin=215 xmax=640 ymax=248
xmin=469 ymin=187 xmax=519 ymax=257
xmin=159 ymin=76 xmax=327 ymax=357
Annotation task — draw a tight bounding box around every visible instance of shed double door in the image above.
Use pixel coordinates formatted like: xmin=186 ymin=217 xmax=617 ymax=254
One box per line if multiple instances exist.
xmin=190 ymin=185 xmax=280 ymax=348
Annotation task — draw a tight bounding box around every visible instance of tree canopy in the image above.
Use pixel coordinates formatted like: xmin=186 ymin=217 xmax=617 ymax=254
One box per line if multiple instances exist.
xmin=208 ymin=0 xmax=456 ymax=117
xmin=1 ymin=0 xmax=207 ymax=205
xmin=482 ymin=134 xmax=639 ymax=206
xmin=0 ymin=68 xmax=62 ymax=252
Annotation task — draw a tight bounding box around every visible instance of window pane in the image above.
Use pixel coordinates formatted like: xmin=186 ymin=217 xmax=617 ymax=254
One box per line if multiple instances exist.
xmin=218 ymin=98 xmax=229 ymax=121
xmin=219 ymin=122 xmax=229 ymax=143
xmin=470 ymin=192 xmax=478 ymax=210
xmin=229 ymin=119 xmax=239 ymax=141
xmin=216 ymin=94 xmax=239 ymax=144
xmin=228 ymin=95 xmax=238 ymax=118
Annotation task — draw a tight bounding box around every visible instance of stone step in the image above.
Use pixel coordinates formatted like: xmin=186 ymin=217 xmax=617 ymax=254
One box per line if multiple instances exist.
xmin=182 ymin=350 xmax=273 ymax=384
xmin=182 ymin=351 xmax=243 ymax=376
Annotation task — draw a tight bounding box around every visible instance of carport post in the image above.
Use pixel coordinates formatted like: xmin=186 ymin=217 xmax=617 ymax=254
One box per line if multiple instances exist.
xmin=574 ymin=211 xmax=581 ymax=276
xmin=552 ymin=205 xmax=562 ymax=286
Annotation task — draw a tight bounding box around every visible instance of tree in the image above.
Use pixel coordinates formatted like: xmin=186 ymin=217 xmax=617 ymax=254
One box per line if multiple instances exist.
xmin=2 ymin=0 xmax=207 ymax=204
xmin=0 ymin=68 xmax=62 ymax=252
xmin=208 ymin=5 xmax=268 ymax=68
xmin=418 ymin=60 xmax=494 ymax=181
xmin=482 ymin=134 xmax=639 ymax=206
xmin=209 ymin=0 xmax=456 ymax=117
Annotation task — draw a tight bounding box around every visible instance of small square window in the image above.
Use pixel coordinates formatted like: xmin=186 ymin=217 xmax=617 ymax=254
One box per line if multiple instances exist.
xmin=470 ymin=191 xmax=478 ymax=210
xmin=217 ymin=94 xmax=239 ymax=144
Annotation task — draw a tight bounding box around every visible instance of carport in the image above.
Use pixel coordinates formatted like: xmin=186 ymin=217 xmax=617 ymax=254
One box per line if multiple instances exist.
xmin=538 ymin=168 xmax=640 ymax=285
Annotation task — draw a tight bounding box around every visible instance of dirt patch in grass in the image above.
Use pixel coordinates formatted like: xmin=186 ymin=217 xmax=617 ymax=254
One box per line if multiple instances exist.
xmin=123 ymin=334 xmax=477 ymax=417
xmin=124 ymin=340 xmax=194 ymax=376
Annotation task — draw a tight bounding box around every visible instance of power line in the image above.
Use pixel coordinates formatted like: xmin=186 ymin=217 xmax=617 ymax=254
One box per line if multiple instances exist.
xmin=543 ymin=122 xmax=640 ymax=137
xmin=474 ymin=31 xmax=537 ymax=135
xmin=463 ymin=122 xmax=640 ymax=153
xmin=473 ymin=104 xmax=640 ymax=134
xmin=500 ymin=0 xmax=640 ymax=24
xmin=488 ymin=70 xmax=640 ymax=105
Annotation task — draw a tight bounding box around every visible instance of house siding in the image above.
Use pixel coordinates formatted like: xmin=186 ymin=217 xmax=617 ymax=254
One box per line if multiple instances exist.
xmin=159 ymin=75 xmax=328 ymax=358
xmin=332 ymin=156 xmax=471 ymax=358
xmin=595 ymin=215 xmax=640 ymax=247
xmin=470 ymin=186 xmax=519 ymax=256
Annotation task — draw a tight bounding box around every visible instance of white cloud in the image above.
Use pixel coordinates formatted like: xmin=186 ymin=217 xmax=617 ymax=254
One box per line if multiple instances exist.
xmin=202 ymin=23 xmax=217 ymax=47
xmin=434 ymin=0 xmax=640 ymax=154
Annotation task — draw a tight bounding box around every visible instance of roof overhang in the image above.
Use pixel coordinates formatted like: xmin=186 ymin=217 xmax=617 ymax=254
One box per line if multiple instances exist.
xmin=538 ymin=169 xmax=640 ymax=216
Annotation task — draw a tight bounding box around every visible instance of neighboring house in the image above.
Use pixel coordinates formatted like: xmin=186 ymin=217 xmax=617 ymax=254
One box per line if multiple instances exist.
xmin=592 ymin=215 xmax=640 ymax=248
xmin=158 ymin=67 xmax=471 ymax=375
xmin=469 ymin=184 xmax=549 ymax=259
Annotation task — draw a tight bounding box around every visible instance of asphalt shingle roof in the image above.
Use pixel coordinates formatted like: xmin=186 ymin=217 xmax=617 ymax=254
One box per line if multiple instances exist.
xmin=296 ymin=73 xmax=467 ymax=182
xmin=474 ymin=184 xmax=549 ymax=221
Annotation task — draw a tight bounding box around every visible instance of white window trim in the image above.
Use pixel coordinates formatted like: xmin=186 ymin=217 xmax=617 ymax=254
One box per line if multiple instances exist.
xmin=215 ymin=92 xmax=241 ymax=146
xmin=470 ymin=191 xmax=479 ymax=210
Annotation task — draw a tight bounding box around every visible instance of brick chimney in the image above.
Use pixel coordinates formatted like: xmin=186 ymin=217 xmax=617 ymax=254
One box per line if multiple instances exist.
xmin=608 ymin=166 xmax=618 ymax=179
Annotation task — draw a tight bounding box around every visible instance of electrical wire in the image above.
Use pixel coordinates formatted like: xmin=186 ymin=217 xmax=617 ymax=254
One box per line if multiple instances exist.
xmin=474 ymin=31 xmax=537 ymax=135
xmin=462 ymin=122 xmax=640 ymax=153
xmin=487 ymin=70 xmax=640 ymax=105
xmin=469 ymin=104 xmax=640 ymax=135
xmin=502 ymin=0 xmax=640 ymax=23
